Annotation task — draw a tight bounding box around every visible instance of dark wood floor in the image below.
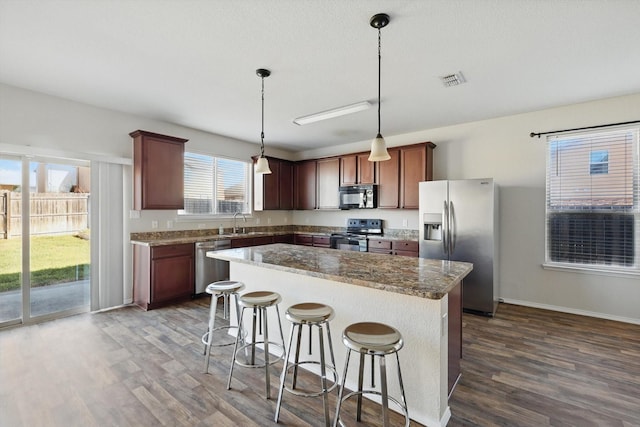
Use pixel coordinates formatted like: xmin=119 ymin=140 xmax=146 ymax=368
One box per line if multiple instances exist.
xmin=1 ymin=300 xmax=638 ymax=426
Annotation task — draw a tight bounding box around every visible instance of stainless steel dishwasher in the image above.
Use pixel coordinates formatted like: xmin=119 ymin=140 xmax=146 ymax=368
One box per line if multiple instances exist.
xmin=195 ymin=239 xmax=231 ymax=294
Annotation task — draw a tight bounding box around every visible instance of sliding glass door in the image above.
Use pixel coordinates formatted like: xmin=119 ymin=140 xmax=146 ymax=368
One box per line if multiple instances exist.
xmin=0 ymin=155 xmax=91 ymax=326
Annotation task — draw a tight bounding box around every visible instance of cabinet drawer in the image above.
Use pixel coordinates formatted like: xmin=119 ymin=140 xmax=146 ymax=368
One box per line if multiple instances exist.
xmin=368 ymin=239 xmax=392 ymax=250
xmin=313 ymin=236 xmax=330 ymax=247
xmin=392 ymin=240 xmax=419 ymax=252
xmin=253 ymin=236 xmax=274 ymax=245
xmin=231 ymin=237 xmax=255 ymax=248
xmin=295 ymin=235 xmax=313 ymax=246
xmin=395 ymin=250 xmax=419 ymax=257
xmin=151 ymin=243 xmax=194 ymax=259
xmin=368 ymin=248 xmax=393 ymax=255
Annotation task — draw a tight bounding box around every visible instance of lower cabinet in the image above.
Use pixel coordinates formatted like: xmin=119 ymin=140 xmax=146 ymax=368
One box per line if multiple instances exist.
xmin=294 ymin=234 xmax=330 ymax=247
xmin=274 ymin=234 xmax=294 ymax=244
xmin=367 ymin=239 xmax=419 ymax=257
xmin=133 ymin=243 xmax=195 ymax=310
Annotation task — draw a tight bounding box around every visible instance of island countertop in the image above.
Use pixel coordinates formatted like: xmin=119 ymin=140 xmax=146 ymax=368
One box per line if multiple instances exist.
xmin=207 ymin=243 xmax=472 ymax=300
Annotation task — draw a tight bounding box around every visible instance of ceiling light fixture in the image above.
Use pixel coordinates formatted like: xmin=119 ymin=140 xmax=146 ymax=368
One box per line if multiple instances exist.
xmin=293 ymin=101 xmax=372 ymax=126
xmin=255 ymin=68 xmax=272 ymax=174
xmin=368 ymin=13 xmax=391 ymax=162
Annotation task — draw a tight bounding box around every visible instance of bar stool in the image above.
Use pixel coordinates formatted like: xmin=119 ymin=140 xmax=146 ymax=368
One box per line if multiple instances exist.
xmin=333 ymin=322 xmax=409 ymax=427
xmin=227 ymin=291 xmax=285 ymax=399
xmin=202 ymin=280 xmax=245 ymax=374
xmin=274 ymin=303 xmax=338 ymax=427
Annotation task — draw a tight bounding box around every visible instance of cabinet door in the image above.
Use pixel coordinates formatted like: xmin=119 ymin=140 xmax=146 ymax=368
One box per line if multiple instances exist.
xmin=357 ymin=153 xmax=376 ymax=184
xmin=150 ymin=246 xmax=194 ymax=304
xmin=340 ymin=155 xmax=357 ymax=186
xmin=274 ymin=234 xmax=294 ymax=244
xmin=295 ymin=161 xmax=317 ymax=210
xmin=377 ymin=148 xmax=400 ymax=208
xmin=262 ymin=158 xmax=280 ymax=211
xmin=317 ymin=157 xmax=340 ymax=209
xmin=294 ymin=234 xmax=313 ymax=246
xmin=312 ymin=235 xmax=330 ymax=248
xmin=132 ymin=130 xmax=187 ymax=210
xmin=279 ymin=160 xmax=294 ymax=210
xmin=400 ymin=145 xmax=427 ymax=209
xmin=231 ymin=237 xmax=255 ymax=248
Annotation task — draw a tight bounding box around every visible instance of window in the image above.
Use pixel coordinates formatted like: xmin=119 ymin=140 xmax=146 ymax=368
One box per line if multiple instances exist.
xmin=546 ymin=127 xmax=639 ymax=273
xmin=181 ymin=152 xmax=251 ymax=216
xmin=589 ymin=150 xmax=609 ymax=175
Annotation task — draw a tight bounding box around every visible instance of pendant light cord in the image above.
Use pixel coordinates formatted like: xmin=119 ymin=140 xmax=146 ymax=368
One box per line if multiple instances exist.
xmin=377 ymin=27 xmax=382 ymax=136
xmin=260 ymin=76 xmax=265 ymax=157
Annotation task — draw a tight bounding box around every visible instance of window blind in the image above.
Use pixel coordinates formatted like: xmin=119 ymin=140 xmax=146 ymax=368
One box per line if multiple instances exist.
xmin=182 ymin=153 xmax=250 ymax=215
xmin=546 ymin=127 xmax=639 ymax=270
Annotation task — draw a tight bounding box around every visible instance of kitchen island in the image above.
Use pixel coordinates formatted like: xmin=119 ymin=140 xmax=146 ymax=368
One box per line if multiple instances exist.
xmin=207 ymin=243 xmax=472 ymax=427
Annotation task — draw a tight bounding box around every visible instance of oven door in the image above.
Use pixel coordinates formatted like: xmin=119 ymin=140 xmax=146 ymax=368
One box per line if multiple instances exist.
xmin=330 ymin=235 xmax=367 ymax=251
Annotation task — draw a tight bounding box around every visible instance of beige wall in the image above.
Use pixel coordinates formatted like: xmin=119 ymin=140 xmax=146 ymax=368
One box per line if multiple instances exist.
xmin=1 ymin=82 xmax=638 ymax=323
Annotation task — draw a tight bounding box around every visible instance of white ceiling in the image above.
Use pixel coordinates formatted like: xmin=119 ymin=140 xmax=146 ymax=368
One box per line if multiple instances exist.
xmin=1 ymin=0 xmax=639 ymax=153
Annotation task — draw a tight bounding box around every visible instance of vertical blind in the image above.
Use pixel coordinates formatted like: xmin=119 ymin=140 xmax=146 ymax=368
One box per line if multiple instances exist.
xmin=183 ymin=152 xmax=250 ymax=215
xmin=546 ymin=127 xmax=639 ymax=270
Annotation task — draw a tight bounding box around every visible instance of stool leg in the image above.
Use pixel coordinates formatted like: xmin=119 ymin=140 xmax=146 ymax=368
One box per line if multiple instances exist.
xmin=379 ymin=355 xmax=389 ymax=427
xmin=356 ymin=352 xmax=365 ymax=422
xmin=396 ymin=352 xmax=409 ymax=420
xmin=325 ymin=322 xmax=337 ymax=381
xmin=333 ymin=349 xmax=351 ymax=427
xmin=318 ymin=324 xmax=330 ymax=427
xmin=274 ymin=322 xmax=297 ymax=422
xmin=227 ymin=306 xmax=246 ymax=390
xmin=250 ymin=307 xmax=258 ymax=366
xmin=203 ymin=293 xmax=219 ymax=373
xmin=291 ymin=322 xmax=303 ymax=390
xmin=262 ymin=306 xmax=271 ymax=399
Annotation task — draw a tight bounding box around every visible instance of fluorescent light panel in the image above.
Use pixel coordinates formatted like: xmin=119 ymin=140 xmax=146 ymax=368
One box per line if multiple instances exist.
xmin=293 ymin=101 xmax=372 ymax=126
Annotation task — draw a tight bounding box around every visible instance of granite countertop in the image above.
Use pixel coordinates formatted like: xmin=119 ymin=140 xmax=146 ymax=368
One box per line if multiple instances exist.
xmin=207 ymin=243 xmax=472 ymax=300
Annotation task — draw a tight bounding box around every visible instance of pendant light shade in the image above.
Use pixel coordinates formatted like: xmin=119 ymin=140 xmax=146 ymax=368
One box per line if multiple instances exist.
xmin=368 ymin=13 xmax=391 ymax=162
xmin=255 ymin=68 xmax=272 ymax=174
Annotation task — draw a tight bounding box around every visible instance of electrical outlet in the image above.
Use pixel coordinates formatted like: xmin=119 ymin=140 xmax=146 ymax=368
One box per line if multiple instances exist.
xmin=267 ymin=217 xmax=272 ymax=224
xmin=166 ymin=220 xmax=173 ymax=229
xmin=198 ymin=223 xmax=205 ymax=229
xmin=284 ymin=217 xmax=288 ymax=223
xmin=255 ymin=217 xmax=261 ymax=224
xmin=402 ymin=218 xmax=408 ymax=227
xmin=151 ymin=220 xmax=158 ymax=229
xmin=129 ymin=210 xmax=140 ymax=219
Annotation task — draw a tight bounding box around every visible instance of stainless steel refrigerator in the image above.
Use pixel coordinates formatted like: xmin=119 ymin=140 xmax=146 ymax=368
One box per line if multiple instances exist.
xmin=419 ymin=179 xmax=499 ymax=316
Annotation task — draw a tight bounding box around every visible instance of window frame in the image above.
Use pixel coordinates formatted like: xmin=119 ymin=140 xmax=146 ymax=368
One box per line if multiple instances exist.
xmin=178 ymin=151 xmax=253 ymax=219
xmin=543 ymin=126 xmax=640 ymax=277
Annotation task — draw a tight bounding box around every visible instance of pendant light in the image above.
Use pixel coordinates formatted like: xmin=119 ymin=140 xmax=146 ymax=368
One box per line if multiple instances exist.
xmin=368 ymin=13 xmax=391 ymax=162
xmin=255 ymin=68 xmax=272 ymax=174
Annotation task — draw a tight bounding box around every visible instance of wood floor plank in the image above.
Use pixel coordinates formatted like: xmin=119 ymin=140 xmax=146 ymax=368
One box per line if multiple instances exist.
xmin=2 ymin=300 xmax=639 ymax=426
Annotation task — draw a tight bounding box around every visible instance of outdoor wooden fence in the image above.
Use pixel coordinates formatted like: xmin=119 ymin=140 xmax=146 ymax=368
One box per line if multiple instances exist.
xmin=0 ymin=191 xmax=89 ymax=238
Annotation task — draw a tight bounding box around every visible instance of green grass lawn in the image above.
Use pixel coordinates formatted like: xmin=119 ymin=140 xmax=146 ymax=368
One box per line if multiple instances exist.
xmin=0 ymin=235 xmax=90 ymax=292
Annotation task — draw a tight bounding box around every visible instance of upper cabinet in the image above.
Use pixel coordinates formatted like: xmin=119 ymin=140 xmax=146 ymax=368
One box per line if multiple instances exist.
xmin=377 ymin=142 xmax=435 ymax=209
xmin=340 ymin=153 xmax=376 ymax=186
xmin=317 ymin=157 xmax=340 ymax=209
xmin=294 ymin=160 xmax=317 ymax=210
xmin=131 ymin=130 xmax=188 ymax=210
xmin=254 ymin=157 xmax=294 ymax=211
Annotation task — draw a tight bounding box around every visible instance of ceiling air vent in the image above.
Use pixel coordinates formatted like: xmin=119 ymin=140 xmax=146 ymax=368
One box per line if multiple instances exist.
xmin=440 ymin=72 xmax=466 ymax=87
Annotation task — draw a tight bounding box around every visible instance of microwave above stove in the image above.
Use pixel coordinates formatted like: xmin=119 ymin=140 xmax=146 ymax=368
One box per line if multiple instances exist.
xmin=339 ymin=184 xmax=377 ymax=209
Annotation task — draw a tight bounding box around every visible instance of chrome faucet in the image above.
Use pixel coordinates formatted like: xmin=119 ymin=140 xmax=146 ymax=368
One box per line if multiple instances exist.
xmin=233 ymin=212 xmax=247 ymax=234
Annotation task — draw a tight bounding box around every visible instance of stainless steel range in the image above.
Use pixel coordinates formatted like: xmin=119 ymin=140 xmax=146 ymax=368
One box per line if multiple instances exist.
xmin=330 ymin=218 xmax=383 ymax=251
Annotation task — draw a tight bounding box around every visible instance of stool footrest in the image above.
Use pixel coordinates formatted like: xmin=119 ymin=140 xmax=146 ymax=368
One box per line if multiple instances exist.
xmin=202 ymin=325 xmax=246 ymax=348
xmin=336 ymin=390 xmax=410 ymax=427
xmin=233 ymin=341 xmax=285 ymax=368
xmin=282 ymin=361 xmax=338 ymax=397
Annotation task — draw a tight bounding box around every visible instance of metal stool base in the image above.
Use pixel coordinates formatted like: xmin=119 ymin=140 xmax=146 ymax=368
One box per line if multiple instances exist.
xmin=282 ymin=360 xmax=338 ymax=397
xmin=335 ymin=390 xmax=410 ymax=427
xmin=232 ymin=341 xmax=285 ymax=368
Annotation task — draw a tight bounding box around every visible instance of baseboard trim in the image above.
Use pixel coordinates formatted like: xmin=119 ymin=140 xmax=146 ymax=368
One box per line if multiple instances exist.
xmin=500 ymin=298 xmax=640 ymax=325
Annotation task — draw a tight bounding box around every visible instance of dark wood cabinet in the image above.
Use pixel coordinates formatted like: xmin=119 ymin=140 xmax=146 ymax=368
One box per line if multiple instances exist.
xmin=376 ymin=142 xmax=435 ymax=209
xmin=294 ymin=234 xmax=313 ymax=246
xmin=253 ymin=235 xmax=275 ymax=246
xmin=317 ymin=157 xmax=340 ymax=209
xmin=392 ymin=240 xmax=419 ymax=257
xmin=367 ymin=239 xmax=418 ymax=257
xmin=274 ymin=234 xmax=294 ymax=244
xmin=367 ymin=239 xmax=393 ymax=254
xmin=340 ymin=153 xmax=375 ymax=186
xmin=312 ymin=235 xmax=330 ymax=248
xmin=295 ymin=160 xmax=317 ymax=210
xmin=448 ymin=281 xmax=463 ymax=396
xmin=254 ymin=157 xmax=294 ymax=211
xmin=231 ymin=237 xmax=255 ymax=248
xmin=400 ymin=142 xmax=435 ymax=209
xmin=131 ymin=130 xmax=188 ymax=210
xmin=133 ymin=243 xmax=194 ymax=310
xmin=377 ymin=148 xmax=400 ymax=208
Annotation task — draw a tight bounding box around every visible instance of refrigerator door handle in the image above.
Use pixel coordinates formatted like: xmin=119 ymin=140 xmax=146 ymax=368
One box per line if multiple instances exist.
xmin=442 ymin=200 xmax=449 ymax=256
xmin=450 ymin=201 xmax=456 ymax=254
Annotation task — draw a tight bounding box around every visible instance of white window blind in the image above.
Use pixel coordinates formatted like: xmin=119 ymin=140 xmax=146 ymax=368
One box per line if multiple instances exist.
xmin=182 ymin=153 xmax=250 ymax=215
xmin=545 ymin=127 xmax=639 ymax=272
